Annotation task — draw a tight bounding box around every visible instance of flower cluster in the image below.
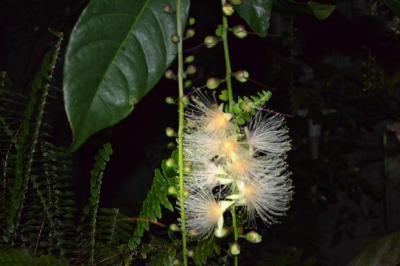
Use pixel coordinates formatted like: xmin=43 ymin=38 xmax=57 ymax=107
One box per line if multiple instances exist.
xmin=183 ymin=94 xmax=293 ymax=239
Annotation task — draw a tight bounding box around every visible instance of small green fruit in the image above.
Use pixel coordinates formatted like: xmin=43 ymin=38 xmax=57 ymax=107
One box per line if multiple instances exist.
xmin=222 ymin=3 xmax=235 ymax=16
xmin=207 ymin=77 xmax=221 ymax=90
xmin=204 ymin=36 xmax=219 ymax=48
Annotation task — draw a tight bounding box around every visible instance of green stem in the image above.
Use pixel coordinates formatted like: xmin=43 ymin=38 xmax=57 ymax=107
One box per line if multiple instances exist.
xmin=176 ymin=1 xmax=188 ymax=265
xmin=222 ymin=13 xmax=234 ymax=113
xmin=221 ymin=3 xmax=239 ymax=265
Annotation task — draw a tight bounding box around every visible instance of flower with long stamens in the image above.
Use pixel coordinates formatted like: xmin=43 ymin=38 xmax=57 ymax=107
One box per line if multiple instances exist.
xmin=246 ymin=112 xmax=291 ymax=155
xmin=184 ymin=130 xmax=240 ymax=162
xmin=229 ymin=172 xmax=293 ymax=225
xmin=185 ymin=187 xmax=233 ymax=238
xmin=185 ymin=95 xmax=233 ymax=135
xmin=186 ymin=161 xmax=232 ymax=189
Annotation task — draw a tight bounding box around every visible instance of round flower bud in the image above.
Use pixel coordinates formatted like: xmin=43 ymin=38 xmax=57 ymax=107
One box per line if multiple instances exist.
xmin=181 ymin=95 xmax=189 ymax=106
xmin=165 ymin=96 xmax=175 ymax=105
xmin=185 ymin=28 xmax=195 ymax=38
xmin=245 ymin=231 xmax=262 ymax=243
xmin=232 ymin=25 xmax=247 ymax=39
xmin=165 ymin=158 xmax=176 ymax=168
xmin=222 ymin=3 xmax=235 ymax=16
xmin=167 ymin=186 xmax=177 ymax=196
xmin=188 ymin=17 xmax=196 ymax=26
xmin=173 ymin=259 xmax=180 ymax=265
xmin=206 ymin=77 xmax=221 ymax=90
xmin=184 ymin=80 xmax=192 ymax=89
xmin=204 ymin=36 xmax=219 ymax=48
xmin=169 ymin=223 xmax=180 ymax=232
xmin=187 ymin=250 xmax=194 ymax=257
xmin=171 ymin=34 xmax=180 ymax=43
xmin=184 ymin=55 xmax=195 ymax=63
xmin=214 ymin=227 xmax=228 ymax=238
xmin=167 ymin=142 xmax=176 ymax=149
xmin=163 ymin=4 xmax=173 ymax=13
xmin=186 ymin=65 xmax=197 ymax=75
xmin=165 ymin=127 xmax=176 ymax=137
xmin=165 ymin=69 xmax=176 ymax=80
xmin=230 ymin=0 xmax=243 ymax=5
xmin=229 ymin=243 xmax=240 ymax=256
xmin=233 ymin=70 xmax=249 ymax=83
xmin=184 ymin=164 xmax=192 ymax=174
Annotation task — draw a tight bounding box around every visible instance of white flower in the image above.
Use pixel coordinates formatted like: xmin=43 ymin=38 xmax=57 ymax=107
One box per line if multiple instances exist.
xmin=246 ymin=112 xmax=291 ymax=155
xmin=185 ymin=95 xmax=233 ymax=135
xmin=185 ymin=187 xmax=233 ymax=239
xmin=229 ymin=171 xmax=293 ymax=225
xmin=186 ymin=161 xmax=232 ymax=189
xmin=184 ymin=130 xmax=240 ymax=163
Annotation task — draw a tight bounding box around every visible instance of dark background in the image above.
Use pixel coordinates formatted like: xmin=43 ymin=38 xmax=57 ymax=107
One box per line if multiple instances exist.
xmin=1 ymin=0 xmax=400 ymax=265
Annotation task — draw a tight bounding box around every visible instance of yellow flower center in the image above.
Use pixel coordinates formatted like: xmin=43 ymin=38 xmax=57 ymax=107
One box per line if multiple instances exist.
xmin=206 ymin=202 xmax=222 ymax=222
xmin=209 ymin=112 xmax=229 ymax=132
xmin=221 ymin=139 xmax=238 ymax=157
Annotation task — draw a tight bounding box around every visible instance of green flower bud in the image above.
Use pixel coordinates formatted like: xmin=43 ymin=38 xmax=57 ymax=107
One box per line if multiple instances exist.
xmin=214 ymin=227 xmax=228 ymax=238
xmin=184 ymin=55 xmax=195 ymax=63
xmin=167 ymin=142 xmax=176 ymax=149
xmin=230 ymin=0 xmax=243 ymax=5
xmin=233 ymin=70 xmax=249 ymax=83
xmin=171 ymin=34 xmax=180 ymax=43
xmin=245 ymin=231 xmax=262 ymax=243
xmin=187 ymin=250 xmax=194 ymax=257
xmin=181 ymin=95 xmax=189 ymax=106
xmin=207 ymin=77 xmax=221 ymax=90
xmin=165 ymin=158 xmax=176 ymax=168
xmin=188 ymin=17 xmax=196 ymax=26
xmin=163 ymin=4 xmax=173 ymax=13
xmin=232 ymin=25 xmax=247 ymax=39
xmin=173 ymin=259 xmax=180 ymax=265
xmin=184 ymin=80 xmax=192 ymax=89
xmin=184 ymin=164 xmax=192 ymax=174
xmin=165 ymin=69 xmax=176 ymax=80
xmin=204 ymin=36 xmax=219 ymax=48
xmin=169 ymin=223 xmax=180 ymax=232
xmin=222 ymin=3 xmax=235 ymax=16
xmin=165 ymin=127 xmax=176 ymax=137
xmin=165 ymin=96 xmax=175 ymax=105
xmin=186 ymin=65 xmax=197 ymax=75
xmin=215 ymin=24 xmax=223 ymax=37
xmin=229 ymin=243 xmax=240 ymax=256
xmin=185 ymin=28 xmax=195 ymax=38
xmin=167 ymin=186 xmax=177 ymax=196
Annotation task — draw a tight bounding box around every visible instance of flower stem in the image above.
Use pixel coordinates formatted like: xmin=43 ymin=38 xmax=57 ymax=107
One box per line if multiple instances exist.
xmin=222 ymin=11 xmax=234 ymax=113
xmin=221 ymin=2 xmax=239 ymax=265
xmin=176 ymin=0 xmax=188 ymax=265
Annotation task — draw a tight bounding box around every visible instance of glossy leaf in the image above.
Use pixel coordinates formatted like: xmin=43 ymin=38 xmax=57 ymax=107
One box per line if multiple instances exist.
xmin=64 ymin=0 xmax=190 ymax=151
xmin=236 ymin=0 xmax=274 ymax=38
xmin=275 ymin=0 xmax=335 ymax=20
xmin=382 ymin=0 xmax=400 ymax=16
xmin=348 ymin=231 xmax=400 ymax=266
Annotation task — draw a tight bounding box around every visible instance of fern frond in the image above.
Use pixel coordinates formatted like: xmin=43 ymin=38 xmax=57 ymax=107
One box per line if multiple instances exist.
xmin=77 ymin=143 xmax=113 ymax=265
xmin=232 ymin=90 xmax=272 ymax=125
xmin=0 ymin=249 xmax=68 ymax=266
xmin=4 ymin=31 xmax=63 ymax=243
xmin=192 ymin=238 xmax=218 ymax=266
xmin=127 ymin=151 xmax=177 ymax=252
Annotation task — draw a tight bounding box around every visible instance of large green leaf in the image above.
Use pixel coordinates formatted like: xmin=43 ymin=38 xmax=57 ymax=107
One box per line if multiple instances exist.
xmin=275 ymin=0 xmax=335 ymax=20
xmin=63 ymin=0 xmax=190 ymax=151
xmin=236 ymin=0 xmax=274 ymax=38
xmin=381 ymin=0 xmax=400 ymax=16
xmin=348 ymin=231 xmax=400 ymax=266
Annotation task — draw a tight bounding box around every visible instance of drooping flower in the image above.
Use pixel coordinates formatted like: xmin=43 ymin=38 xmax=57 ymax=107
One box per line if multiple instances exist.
xmin=184 ymin=130 xmax=240 ymax=163
xmin=246 ymin=112 xmax=291 ymax=155
xmin=186 ymin=161 xmax=232 ymax=189
xmin=185 ymin=187 xmax=233 ymax=238
xmin=185 ymin=95 xmax=233 ymax=135
xmin=230 ymin=171 xmax=293 ymax=225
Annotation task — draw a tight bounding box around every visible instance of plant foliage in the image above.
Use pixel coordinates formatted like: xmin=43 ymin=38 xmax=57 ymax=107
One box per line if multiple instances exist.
xmin=63 ymin=0 xmax=190 ymax=151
